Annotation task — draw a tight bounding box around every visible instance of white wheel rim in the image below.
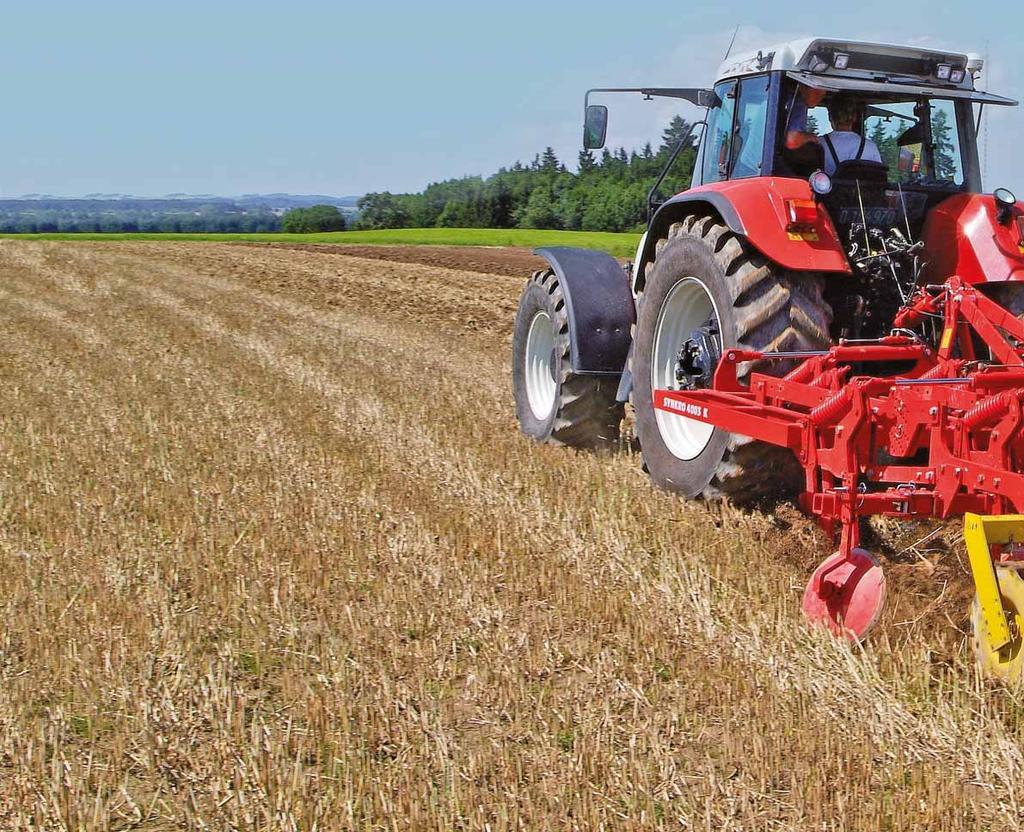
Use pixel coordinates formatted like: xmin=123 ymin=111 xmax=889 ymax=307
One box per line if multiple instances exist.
xmin=525 ymin=310 xmax=558 ymax=420
xmin=651 ymin=277 xmax=721 ymax=460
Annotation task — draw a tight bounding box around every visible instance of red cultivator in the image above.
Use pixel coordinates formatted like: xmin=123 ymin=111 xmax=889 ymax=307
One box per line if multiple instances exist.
xmin=655 ymin=277 xmax=1024 ymax=650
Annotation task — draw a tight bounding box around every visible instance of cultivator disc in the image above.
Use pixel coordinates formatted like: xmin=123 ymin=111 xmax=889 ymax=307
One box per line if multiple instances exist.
xmin=802 ymin=549 xmax=886 ymax=640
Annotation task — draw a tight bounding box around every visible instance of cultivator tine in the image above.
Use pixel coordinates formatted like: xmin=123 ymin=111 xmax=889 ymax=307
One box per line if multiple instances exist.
xmin=964 ymin=513 xmax=1024 ymax=652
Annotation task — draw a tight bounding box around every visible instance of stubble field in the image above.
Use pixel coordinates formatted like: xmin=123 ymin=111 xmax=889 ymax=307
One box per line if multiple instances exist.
xmin=1 ymin=240 xmax=1024 ymax=829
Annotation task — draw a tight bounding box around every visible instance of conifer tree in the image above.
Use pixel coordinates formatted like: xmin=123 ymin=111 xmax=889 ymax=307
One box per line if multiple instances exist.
xmin=577 ymin=149 xmax=597 ymax=174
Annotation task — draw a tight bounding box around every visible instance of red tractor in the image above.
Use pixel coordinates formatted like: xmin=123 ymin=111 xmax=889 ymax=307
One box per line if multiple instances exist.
xmin=511 ymin=38 xmax=1024 ymax=678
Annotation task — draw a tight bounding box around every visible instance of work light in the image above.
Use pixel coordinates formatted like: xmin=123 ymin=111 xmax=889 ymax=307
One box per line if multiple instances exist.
xmin=808 ymin=54 xmax=829 ymax=73
xmin=809 ymin=170 xmax=833 ymax=196
xmin=995 ymin=187 xmax=1017 ymax=224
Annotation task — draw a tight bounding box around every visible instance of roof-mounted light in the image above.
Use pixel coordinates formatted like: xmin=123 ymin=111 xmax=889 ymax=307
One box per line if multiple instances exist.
xmin=936 ymin=63 xmax=952 ymax=81
xmin=808 ymin=53 xmax=828 ymax=73
xmin=950 ymin=68 xmax=966 ymax=84
xmin=833 ymin=52 xmax=850 ymax=70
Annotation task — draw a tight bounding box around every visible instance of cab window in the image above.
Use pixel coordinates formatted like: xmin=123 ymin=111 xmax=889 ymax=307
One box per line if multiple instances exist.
xmin=863 ymin=101 xmax=919 ymax=181
xmin=700 ymin=80 xmax=737 ymax=185
xmin=862 ymin=99 xmax=964 ymax=186
xmin=730 ymin=76 xmax=771 ymax=178
xmin=804 ymin=106 xmax=831 ymax=137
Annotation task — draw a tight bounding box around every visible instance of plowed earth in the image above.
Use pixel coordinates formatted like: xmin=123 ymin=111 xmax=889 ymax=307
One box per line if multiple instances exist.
xmin=0 ymin=240 xmax=1022 ymax=830
xmin=266 ymin=243 xmax=551 ymax=277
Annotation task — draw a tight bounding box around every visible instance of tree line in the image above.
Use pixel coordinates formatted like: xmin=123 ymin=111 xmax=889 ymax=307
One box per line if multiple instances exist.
xmin=355 ymin=116 xmax=698 ymax=234
xmin=282 ymin=204 xmax=346 ymax=233
xmin=351 ymin=106 xmax=964 ymax=235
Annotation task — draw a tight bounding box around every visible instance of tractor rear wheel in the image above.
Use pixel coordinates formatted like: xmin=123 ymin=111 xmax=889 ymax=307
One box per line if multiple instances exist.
xmin=631 ymin=215 xmax=832 ymax=501
xmin=512 ymin=269 xmax=623 ymax=449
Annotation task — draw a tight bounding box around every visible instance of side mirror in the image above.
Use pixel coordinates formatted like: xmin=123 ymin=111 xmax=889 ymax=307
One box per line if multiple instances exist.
xmin=898 ymin=124 xmax=925 ymax=147
xmin=583 ymin=104 xmax=608 ymax=150
xmin=697 ymin=89 xmax=720 ymax=108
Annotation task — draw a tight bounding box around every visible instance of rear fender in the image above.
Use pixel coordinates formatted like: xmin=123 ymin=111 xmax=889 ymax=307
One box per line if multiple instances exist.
xmin=636 ymin=178 xmax=851 ymax=292
xmin=535 ymin=246 xmax=634 ymax=375
xmin=921 ymin=193 xmax=1024 ymax=285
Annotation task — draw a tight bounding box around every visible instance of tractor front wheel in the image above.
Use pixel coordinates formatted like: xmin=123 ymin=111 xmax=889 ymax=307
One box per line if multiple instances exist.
xmin=512 ymin=269 xmax=623 ymax=449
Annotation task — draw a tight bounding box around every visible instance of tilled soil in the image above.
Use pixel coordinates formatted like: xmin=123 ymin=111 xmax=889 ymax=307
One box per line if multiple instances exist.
xmin=0 ymin=239 xmax=1020 ymax=829
xmin=264 ymin=243 xmax=552 ymax=278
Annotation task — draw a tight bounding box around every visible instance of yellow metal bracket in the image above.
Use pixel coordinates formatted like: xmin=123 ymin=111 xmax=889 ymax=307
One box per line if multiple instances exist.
xmin=964 ymin=513 xmax=1024 ymax=652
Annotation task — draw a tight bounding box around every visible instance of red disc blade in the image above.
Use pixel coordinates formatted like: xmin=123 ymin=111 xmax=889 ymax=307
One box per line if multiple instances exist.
xmin=802 ymin=548 xmax=886 ymax=640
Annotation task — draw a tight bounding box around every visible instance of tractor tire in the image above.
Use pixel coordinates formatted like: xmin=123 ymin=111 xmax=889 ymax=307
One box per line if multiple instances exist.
xmin=512 ymin=268 xmax=624 ymax=449
xmin=631 ymin=214 xmax=833 ymax=501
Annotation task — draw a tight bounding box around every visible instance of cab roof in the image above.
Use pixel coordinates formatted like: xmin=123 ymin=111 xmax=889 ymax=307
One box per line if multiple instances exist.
xmin=715 ymin=37 xmax=987 ymax=95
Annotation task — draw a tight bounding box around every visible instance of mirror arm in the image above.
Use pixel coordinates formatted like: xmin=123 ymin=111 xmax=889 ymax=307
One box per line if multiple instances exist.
xmin=647 ymin=120 xmax=706 ymax=221
xmin=585 ymin=87 xmax=718 ymax=112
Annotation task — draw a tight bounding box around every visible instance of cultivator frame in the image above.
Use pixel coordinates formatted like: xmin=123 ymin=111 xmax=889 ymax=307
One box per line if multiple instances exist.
xmin=655 ymin=277 xmax=1024 ymax=646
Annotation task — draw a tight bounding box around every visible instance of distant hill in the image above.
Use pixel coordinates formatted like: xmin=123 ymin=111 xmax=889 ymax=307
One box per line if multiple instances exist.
xmin=0 ymin=193 xmax=363 ymax=233
xmin=234 ymin=194 xmax=361 ymax=210
xmin=11 ymin=193 xmax=361 ymax=208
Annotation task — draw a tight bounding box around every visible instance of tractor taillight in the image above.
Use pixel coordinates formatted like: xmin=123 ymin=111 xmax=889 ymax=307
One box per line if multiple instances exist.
xmin=786 ymin=199 xmax=819 ymax=227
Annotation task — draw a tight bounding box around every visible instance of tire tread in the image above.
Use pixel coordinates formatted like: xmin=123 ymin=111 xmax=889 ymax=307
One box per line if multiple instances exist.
xmin=634 ymin=214 xmax=833 ymax=501
xmin=515 ymin=270 xmax=624 ymax=450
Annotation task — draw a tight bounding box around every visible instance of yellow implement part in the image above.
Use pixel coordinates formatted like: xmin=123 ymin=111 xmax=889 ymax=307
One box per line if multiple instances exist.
xmin=963 ymin=513 xmax=1019 ymax=652
xmin=965 ymin=513 xmax=1024 ymax=681
xmin=971 ymin=568 xmax=1024 ymax=683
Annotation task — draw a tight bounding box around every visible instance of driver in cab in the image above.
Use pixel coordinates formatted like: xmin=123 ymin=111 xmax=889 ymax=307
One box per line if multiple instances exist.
xmin=818 ymin=95 xmax=883 ymax=176
xmin=785 ymin=83 xmax=827 ymax=152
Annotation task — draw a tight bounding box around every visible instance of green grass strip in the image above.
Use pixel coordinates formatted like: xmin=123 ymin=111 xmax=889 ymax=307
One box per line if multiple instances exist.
xmin=0 ymin=227 xmax=641 ymax=258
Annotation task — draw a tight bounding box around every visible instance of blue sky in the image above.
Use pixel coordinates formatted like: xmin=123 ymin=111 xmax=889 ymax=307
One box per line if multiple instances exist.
xmin=2 ymin=0 xmax=1021 ymax=197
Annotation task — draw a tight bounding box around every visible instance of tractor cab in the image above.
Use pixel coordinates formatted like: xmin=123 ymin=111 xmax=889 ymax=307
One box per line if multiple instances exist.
xmin=698 ymin=41 xmax=1013 ymax=243
xmin=587 ymin=39 xmax=1019 ymax=337
xmin=584 ymin=40 xmax=1015 ymax=276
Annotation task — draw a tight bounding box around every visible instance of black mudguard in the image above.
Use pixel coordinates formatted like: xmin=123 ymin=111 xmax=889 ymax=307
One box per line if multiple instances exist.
xmin=534 ymin=246 xmax=635 ymax=376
